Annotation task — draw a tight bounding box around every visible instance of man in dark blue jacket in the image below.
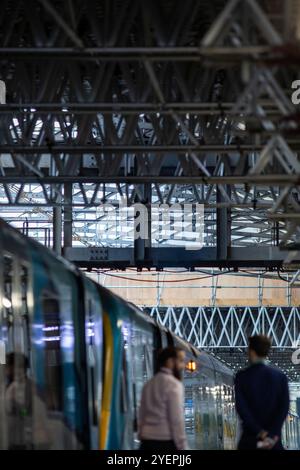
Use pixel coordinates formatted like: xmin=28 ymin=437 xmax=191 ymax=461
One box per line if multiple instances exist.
xmin=234 ymin=334 xmax=290 ymax=450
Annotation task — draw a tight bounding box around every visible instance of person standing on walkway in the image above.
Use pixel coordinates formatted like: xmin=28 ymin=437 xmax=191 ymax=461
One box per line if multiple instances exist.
xmin=138 ymin=346 xmax=188 ymax=451
xmin=234 ymin=334 xmax=290 ymax=450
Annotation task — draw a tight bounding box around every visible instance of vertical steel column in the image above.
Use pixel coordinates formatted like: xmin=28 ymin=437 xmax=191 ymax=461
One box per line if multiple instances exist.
xmin=53 ymin=202 xmax=62 ymax=255
xmin=63 ymin=183 xmax=73 ymax=253
xmin=216 ymin=185 xmax=231 ymax=260
xmin=134 ymin=183 xmax=152 ymax=267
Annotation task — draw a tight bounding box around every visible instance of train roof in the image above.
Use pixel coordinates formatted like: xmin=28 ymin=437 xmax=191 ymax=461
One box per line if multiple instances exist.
xmin=0 ymin=218 xmax=78 ymax=274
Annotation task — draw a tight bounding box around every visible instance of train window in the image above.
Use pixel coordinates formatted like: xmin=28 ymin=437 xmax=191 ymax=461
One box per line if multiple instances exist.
xmin=3 ymin=255 xmax=14 ymax=351
xmin=42 ymin=292 xmax=62 ymax=411
xmin=20 ymin=265 xmax=31 ymax=364
xmin=2 ymin=255 xmax=34 ymax=449
xmin=86 ymin=298 xmax=97 ymax=425
xmin=20 ymin=266 xmax=29 ymax=316
xmin=120 ymin=347 xmax=128 ymax=414
xmin=130 ymin=322 xmax=154 ymax=435
xmin=144 ymin=343 xmax=152 ymax=379
xmin=2 ymin=257 xmax=31 ymax=362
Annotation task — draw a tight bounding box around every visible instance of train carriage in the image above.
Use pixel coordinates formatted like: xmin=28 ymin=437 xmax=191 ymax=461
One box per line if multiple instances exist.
xmin=0 ymin=218 xmax=298 ymax=450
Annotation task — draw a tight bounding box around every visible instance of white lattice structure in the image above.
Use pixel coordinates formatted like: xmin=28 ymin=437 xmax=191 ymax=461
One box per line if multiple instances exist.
xmin=146 ymin=306 xmax=300 ymax=349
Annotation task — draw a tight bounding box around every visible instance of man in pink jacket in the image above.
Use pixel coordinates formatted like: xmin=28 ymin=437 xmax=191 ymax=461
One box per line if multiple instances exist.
xmin=138 ymin=346 xmax=188 ymax=451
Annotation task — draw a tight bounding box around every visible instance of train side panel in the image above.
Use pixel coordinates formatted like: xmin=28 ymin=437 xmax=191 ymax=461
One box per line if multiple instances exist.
xmin=0 ymin=219 xmax=298 ymax=451
xmin=99 ymin=286 xmax=156 ymax=449
xmin=81 ymin=275 xmax=103 ymax=449
xmin=0 ymin=221 xmax=88 ymax=449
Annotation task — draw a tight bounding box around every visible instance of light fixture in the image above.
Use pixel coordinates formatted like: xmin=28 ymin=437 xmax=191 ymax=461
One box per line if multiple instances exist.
xmin=2 ymin=298 xmax=11 ymax=309
xmin=237 ymin=122 xmax=246 ymax=131
xmin=186 ymin=360 xmax=197 ymax=372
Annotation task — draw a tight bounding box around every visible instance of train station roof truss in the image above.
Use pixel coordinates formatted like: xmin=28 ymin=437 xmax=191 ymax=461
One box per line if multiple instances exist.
xmin=0 ymin=0 xmax=299 ymax=265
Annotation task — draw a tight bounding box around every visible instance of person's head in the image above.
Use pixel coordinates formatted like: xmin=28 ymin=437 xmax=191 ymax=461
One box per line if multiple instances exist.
xmin=157 ymin=346 xmax=186 ymax=380
xmin=248 ymin=335 xmax=271 ymax=363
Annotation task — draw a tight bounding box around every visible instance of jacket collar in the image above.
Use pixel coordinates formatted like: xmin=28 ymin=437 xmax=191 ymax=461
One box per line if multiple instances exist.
xmin=249 ymin=358 xmax=269 ymax=366
xmin=160 ymin=366 xmax=173 ymax=375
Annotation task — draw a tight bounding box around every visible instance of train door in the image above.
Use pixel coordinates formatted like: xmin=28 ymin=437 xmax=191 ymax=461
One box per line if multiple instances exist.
xmin=119 ymin=318 xmax=134 ymax=449
xmin=0 ymin=237 xmax=33 ymax=449
xmin=82 ymin=277 xmax=103 ymax=449
xmin=204 ymin=363 xmax=218 ymax=449
xmin=214 ymin=371 xmax=225 ymax=449
xmin=0 ymin=241 xmax=5 ymax=450
xmin=152 ymin=324 xmax=168 ymax=373
xmin=30 ymin=246 xmax=86 ymax=449
xmin=130 ymin=318 xmax=154 ymax=448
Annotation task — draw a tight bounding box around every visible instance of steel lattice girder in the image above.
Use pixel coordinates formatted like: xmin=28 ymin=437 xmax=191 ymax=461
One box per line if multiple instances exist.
xmin=145 ymin=305 xmax=300 ymax=380
xmin=64 ymin=246 xmax=300 ymax=268
xmin=0 ymin=0 xmax=300 ymax=253
xmin=1 ymin=183 xmax=289 ymax=252
xmin=209 ymin=348 xmax=300 ymax=382
xmin=146 ymin=306 xmax=300 ymax=348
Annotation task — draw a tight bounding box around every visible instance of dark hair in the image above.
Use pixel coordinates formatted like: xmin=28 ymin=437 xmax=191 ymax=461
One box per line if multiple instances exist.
xmin=156 ymin=346 xmax=183 ymax=370
xmin=248 ymin=335 xmax=271 ymax=357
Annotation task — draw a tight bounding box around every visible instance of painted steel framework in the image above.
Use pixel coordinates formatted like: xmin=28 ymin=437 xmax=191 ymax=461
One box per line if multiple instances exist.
xmin=1 ymin=0 xmax=300 ymax=382
xmin=147 ymin=306 xmax=300 ymax=349
xmin=145 ymin=305 xmax=300 ymax=380
xmin=0 ymin=0 xmax=300 ymax=265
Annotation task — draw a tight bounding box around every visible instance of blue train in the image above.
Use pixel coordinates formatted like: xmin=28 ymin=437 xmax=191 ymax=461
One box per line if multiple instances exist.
xmin=0 ymin=219 xmax=298 ymax=449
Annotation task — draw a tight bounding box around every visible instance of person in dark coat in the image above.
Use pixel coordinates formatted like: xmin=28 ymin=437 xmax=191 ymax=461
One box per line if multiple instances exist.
xmin=234 ymin=334 xmax=290 ymax=450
